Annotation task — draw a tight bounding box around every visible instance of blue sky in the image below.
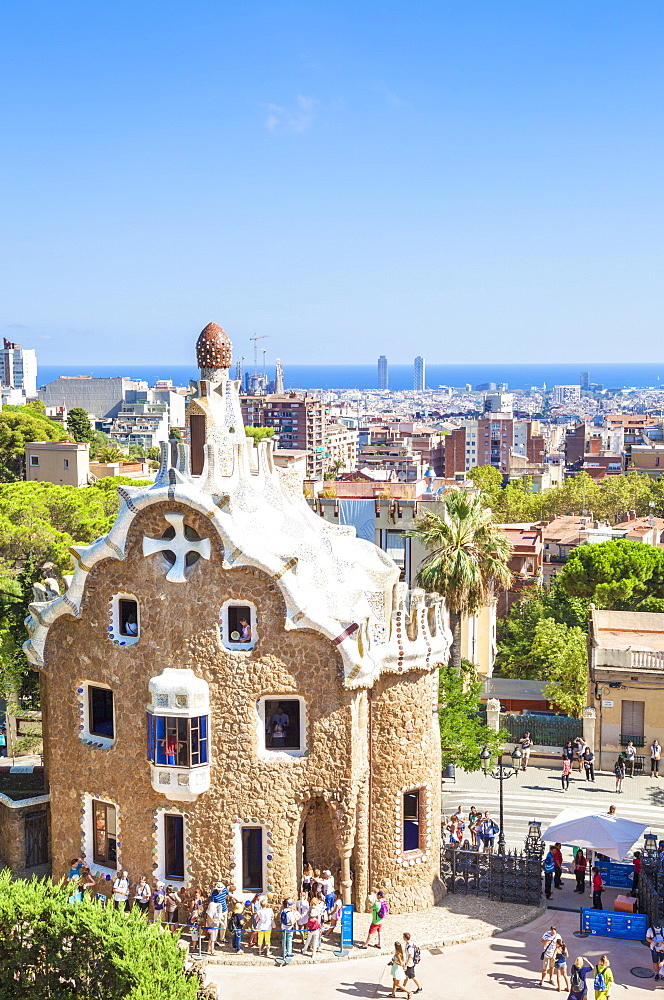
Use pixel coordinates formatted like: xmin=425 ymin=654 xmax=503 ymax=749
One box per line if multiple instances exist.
xmin=1 ymin=2 xmax=663 ymax=365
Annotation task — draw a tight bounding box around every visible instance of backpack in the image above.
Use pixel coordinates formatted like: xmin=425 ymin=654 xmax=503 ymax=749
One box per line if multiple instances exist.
xmin=593 ymin=967 xmax=606 ymax=992
xmin=379 ymin=901 xmax=389 ymax=919
xmin=570 ymin=966 xmax=584 ymax=992
xmin=412 ymin=944 xmax=421 ymax=965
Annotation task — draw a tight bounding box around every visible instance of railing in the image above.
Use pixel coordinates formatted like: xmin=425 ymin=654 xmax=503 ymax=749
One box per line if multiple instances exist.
xmin=440 ymin=845 xmax=542 ymax=905
xmin=499 ymin=713 xmax=582 ymax=747
xmin=638 ymin=870 xmax=664 ymax=928
xmin=619 ymin=734 xmax=645 ymax=747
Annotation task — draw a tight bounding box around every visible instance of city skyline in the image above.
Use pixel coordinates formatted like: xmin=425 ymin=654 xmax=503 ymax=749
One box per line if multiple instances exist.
xmin=2 ymin=3 xmax=663 ymax=365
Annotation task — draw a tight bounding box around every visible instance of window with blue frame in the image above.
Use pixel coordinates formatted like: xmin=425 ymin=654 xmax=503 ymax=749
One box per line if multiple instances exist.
xmin=147 ymin=713 xmax=208 ymax=767
xmin=403 ymin=790 xmax=421 ymax=853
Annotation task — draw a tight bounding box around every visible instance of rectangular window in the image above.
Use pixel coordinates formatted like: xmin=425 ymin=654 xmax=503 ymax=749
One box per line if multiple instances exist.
xmin=118 ymin=598 xmax=138 ymax=637
xmin=147 ymin=714 xmax=208 ymax=767
xmin=25 ymin=811 xmax=48 ymax=868
xmin=264 ymin=698 xmax=302 ymax=750
xmin=30 ymin=455 xmax=39 ymax=466
xmin=189 ymin=413 xmax=206 ymax=476
xmin=241 ymin=827 xmax=264 ymax=892
xmin=403 ymin=791 xmax=421 ymax=853
xmin=164 ymin=814 xmax=185 ymax=879
xmin=227 ymin=604 xmax=252 ymax=644
xmin=621 ymin=700 xmax=645 ymax=742
xmin=92 ymin=800 xmax=117 ymax=866
xmin=89 ymin=686 xmax=114 ymax=738
xmin=64 ymin=459 xmax=69 ymax=469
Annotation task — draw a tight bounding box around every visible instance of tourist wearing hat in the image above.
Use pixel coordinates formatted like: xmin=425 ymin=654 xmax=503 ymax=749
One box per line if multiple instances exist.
xmin=228 ymin=900 xmax=245 ymax=953
xmin=208 ymin=881 xmax=229 ymax=942
xmin=152 ymin=880 xmax=166 ymax=926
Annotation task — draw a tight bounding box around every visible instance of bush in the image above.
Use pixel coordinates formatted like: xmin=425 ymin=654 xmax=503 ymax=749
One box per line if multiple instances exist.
xmin=0 ymin=871 xmax=198 ymax=999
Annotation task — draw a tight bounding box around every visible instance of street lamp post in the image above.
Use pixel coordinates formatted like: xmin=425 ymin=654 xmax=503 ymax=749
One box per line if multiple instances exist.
xmin=479 ymin=745 xmax=523 ymax=855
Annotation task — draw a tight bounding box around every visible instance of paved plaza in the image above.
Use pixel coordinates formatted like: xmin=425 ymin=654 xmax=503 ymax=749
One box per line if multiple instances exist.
xmin=205 ymin=895 xmax=659 ymax=998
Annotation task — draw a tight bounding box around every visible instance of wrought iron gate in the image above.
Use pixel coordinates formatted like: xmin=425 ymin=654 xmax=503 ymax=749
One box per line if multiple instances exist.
xmin=441 ymin=845 xmax=542 ymax=905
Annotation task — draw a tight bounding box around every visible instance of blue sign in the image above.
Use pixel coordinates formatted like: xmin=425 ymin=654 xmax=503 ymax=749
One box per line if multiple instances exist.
xmin=596 ymin=862 xmax=634 ymax=889
xmin=581 ymin=908 xmax=647 ymax=941
xmin=340 ymin=905 xmax=354 ymax=950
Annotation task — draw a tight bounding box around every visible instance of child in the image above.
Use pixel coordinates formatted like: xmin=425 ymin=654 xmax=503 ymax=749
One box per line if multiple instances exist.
xmin=324 ymin=890 xmax=342 ymax=936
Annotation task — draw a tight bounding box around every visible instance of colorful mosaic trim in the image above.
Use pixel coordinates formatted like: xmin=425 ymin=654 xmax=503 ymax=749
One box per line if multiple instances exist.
xmin=394 ymin=783 xmax=432 ymax=866
xmin=332 ymin=622 xmax=359 ymax=646
xmin=81 ymin=791 xmax=122 ymax=880
xmin=230 ymin=820 xmax=274 ymax=894
xmin=76 ymin=683 xmax=114 ymax=750
xmin=152 ymin=805 xmax=191 ymax=885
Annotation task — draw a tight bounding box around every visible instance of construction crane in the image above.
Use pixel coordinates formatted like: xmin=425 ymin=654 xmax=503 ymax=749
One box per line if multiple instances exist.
xmin=250 ymin=334 xmax=268 ymax=376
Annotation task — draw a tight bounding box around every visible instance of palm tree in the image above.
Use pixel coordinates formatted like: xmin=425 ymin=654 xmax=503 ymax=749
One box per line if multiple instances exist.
xmin=96 ymin=447 xmax=126 ymax=464
xmin=407 ymin=490 xmax=512 ymax=669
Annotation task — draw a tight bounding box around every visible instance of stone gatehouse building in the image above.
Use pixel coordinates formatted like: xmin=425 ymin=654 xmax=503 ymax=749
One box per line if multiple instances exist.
xmin=25 ymin=323 xmax=451 ymax=912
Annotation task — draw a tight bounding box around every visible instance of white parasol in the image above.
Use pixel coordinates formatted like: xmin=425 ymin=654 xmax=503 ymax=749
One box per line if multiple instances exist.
xmin=540 ymin=807 xmax=647 ymax=861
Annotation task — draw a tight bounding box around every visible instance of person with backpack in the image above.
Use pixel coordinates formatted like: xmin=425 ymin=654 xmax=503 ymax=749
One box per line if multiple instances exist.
xmin=567 ymin=956 xmax=593 ymax=1000
xmin=279 ymin=898 xmax=296 ymax=959
xmin=403 ymin=932 xmax=422 ymax=994
xmin=614 ymin=756 xmax=625 ymax=793
xmin=592 ymin=955 xmax=614 ymax=999
xmin=646 ymin=922 xmax=664 ymax=979
xmin=361 ymin=890 xmax=389 ymax=949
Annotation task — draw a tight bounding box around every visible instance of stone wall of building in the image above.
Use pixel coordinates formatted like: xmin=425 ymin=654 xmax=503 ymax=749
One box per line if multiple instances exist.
xmin=41 ymin=496 xmax=444 ymax=912
xmin=369 ymin=669 xmax=444 ymax=911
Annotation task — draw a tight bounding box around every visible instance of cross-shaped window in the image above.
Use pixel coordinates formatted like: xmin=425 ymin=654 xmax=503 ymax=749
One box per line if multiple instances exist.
xmin=143 ymin=513 xmax=211 ymax=583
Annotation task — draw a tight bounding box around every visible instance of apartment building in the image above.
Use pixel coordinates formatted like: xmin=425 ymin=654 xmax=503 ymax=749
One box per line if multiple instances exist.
xmin=240 ymin=392 xmax=326 ymax=479
xmin=325 ymin=422 xmax=358 ymax=473
xmin=1 ymin=338 xmax=37 ymax=404
xmin=356 ymin=427 xmax=425 ymax=482
xmin=443 ymin=415 xmax=544 ymax=477
xmin=107 ymin=401 xmax=170 ymax=450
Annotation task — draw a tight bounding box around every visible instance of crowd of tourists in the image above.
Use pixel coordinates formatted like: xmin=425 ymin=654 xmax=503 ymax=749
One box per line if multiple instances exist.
xmin=442 ymin=804 xmax=500 ymax=852
xmin=66 ymin=857 xmax=424 ymax=975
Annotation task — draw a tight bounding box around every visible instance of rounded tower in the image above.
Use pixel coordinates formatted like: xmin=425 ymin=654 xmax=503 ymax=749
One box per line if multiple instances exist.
xmin=196 ymin=322 xmax=232 ymax=380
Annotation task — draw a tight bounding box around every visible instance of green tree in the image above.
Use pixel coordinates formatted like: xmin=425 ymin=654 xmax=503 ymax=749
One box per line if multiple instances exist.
xmin=407 ymin=491 xmax=512 ymax=669
xmin=529 ymin=617 xmax=589 ymax=717
xmin=0 ymin=869 xmax=198 ymax=999
xmin=245 ymin=426 xmax=275 ymax=443
xmin=557 ymin=539 xmax=664 ymax=611
xmin=438 ymin=659 xmax=505 ymax=770
xmin=67 ymin=407 xmax=94 ymax=443
xmin=88 ymin=429 xmax=112 ymax=460
xmin=169 ymin=426 xmax=182 ymax=442
xmin=25 ymin=398 xmax=46 ymax=415
xmin=0 ymin=408 xmax=68 ymax=479
xmin=496 ymin=582 xmax=590 ymax=679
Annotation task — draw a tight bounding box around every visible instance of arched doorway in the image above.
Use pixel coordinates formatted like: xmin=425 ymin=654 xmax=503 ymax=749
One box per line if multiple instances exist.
xmin=298 ymin=796 xmax=339 ymax=885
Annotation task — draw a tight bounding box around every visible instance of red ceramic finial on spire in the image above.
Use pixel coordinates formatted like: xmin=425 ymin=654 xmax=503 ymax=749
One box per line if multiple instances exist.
xmin=196 ymin=322 xmax=232 ymax=373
